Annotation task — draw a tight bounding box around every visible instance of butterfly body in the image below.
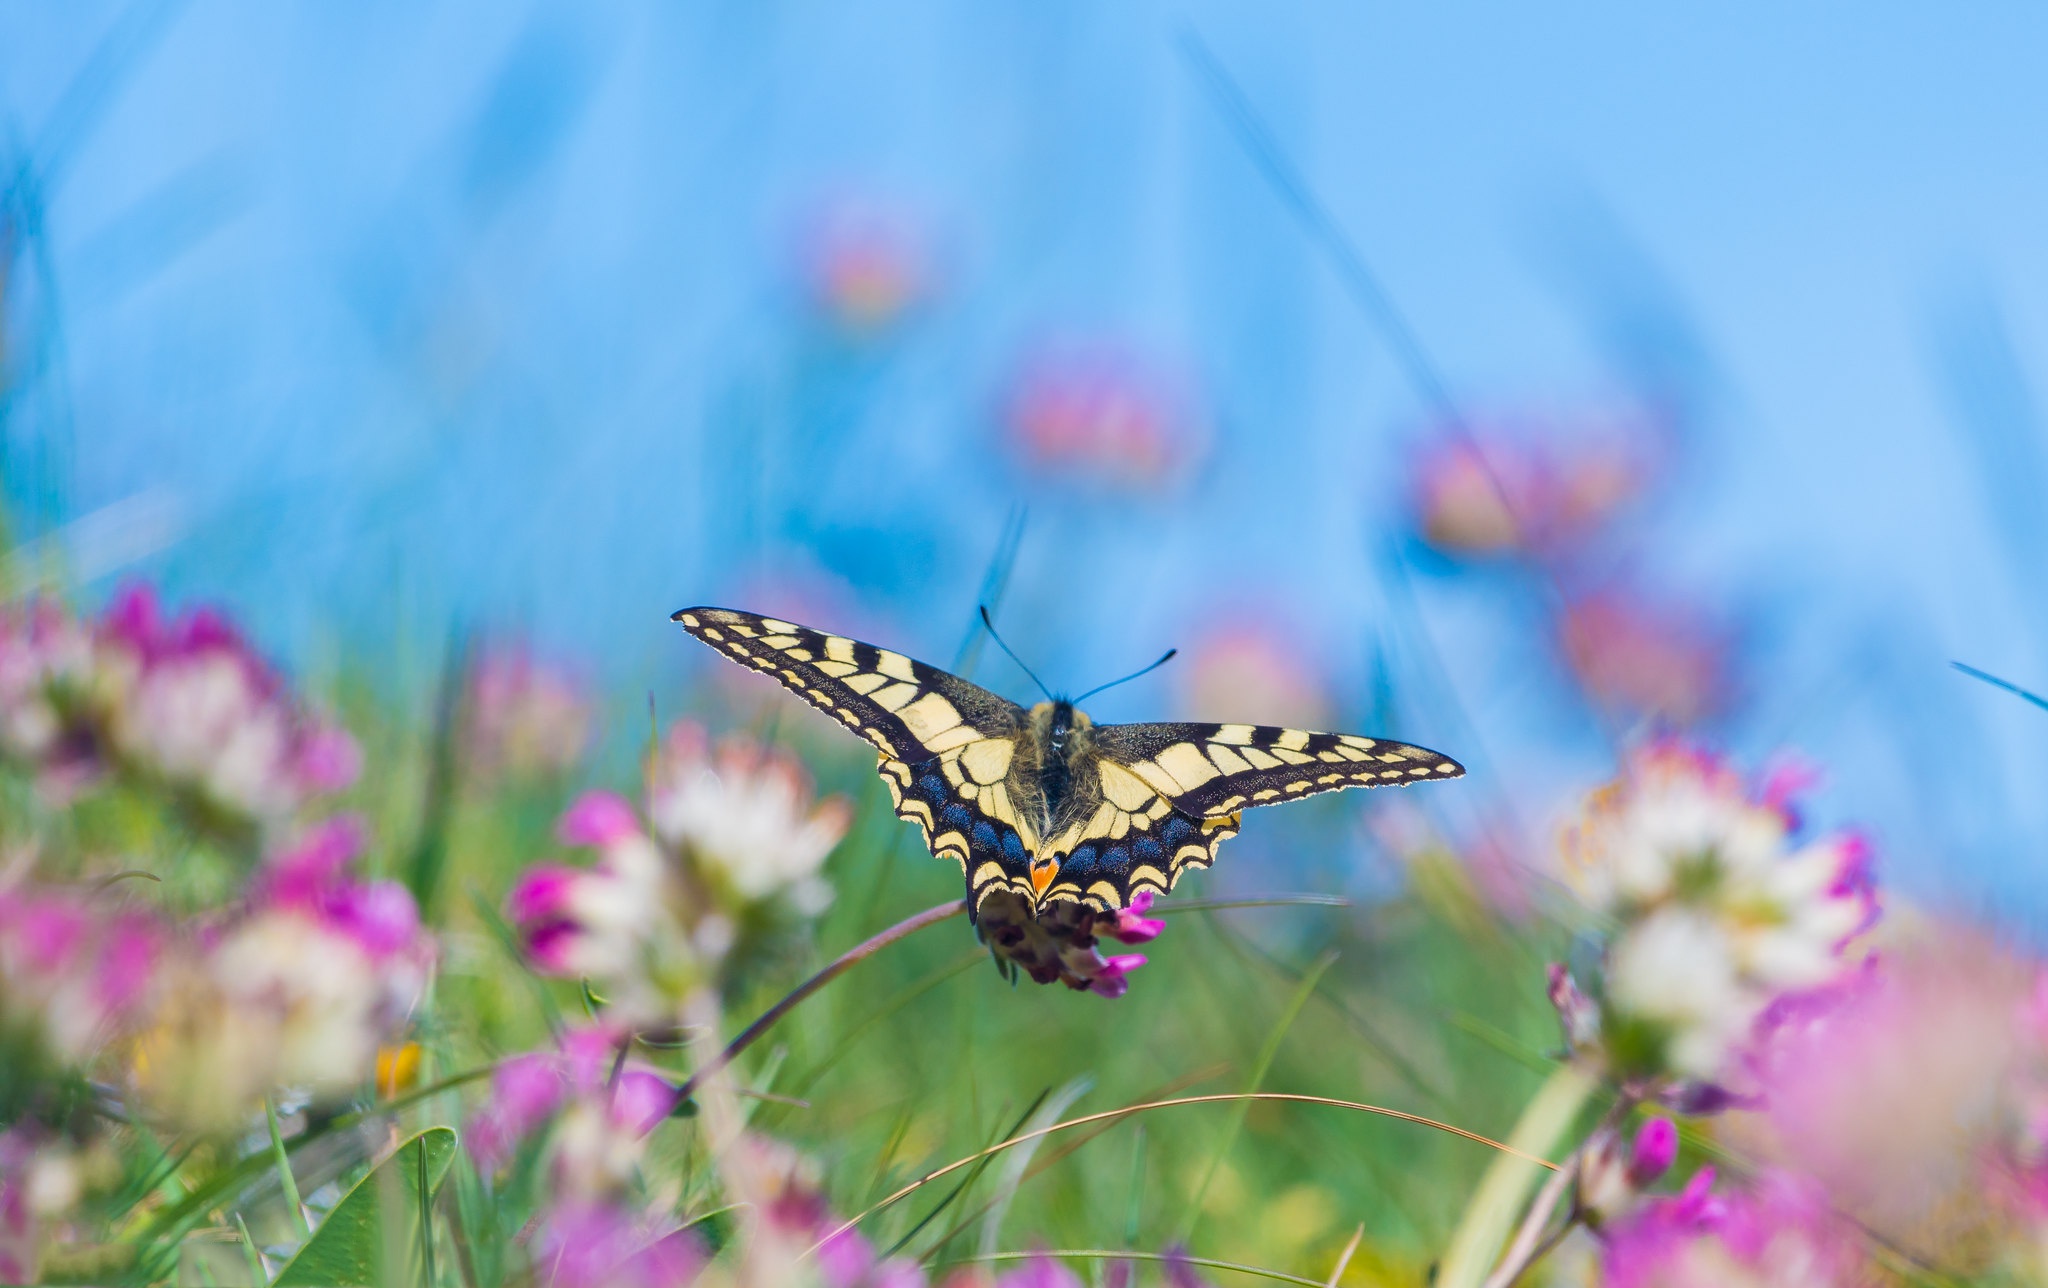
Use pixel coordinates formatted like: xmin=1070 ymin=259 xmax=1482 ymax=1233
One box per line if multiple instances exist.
xmin=672 ymin=606 xmax=1465 ymax=923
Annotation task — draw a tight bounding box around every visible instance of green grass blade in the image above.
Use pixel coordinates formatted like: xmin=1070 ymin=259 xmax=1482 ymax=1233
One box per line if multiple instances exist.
xmin=271 ymin=1127 xmax=458 ymax=1288
xmin=1177 ymin=949 xmax=1337 ymax=1244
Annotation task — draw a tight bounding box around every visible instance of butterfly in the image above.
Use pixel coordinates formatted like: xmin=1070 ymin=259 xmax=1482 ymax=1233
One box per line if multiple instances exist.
xmin=672 ymin=607 xmax=1464 ymax=929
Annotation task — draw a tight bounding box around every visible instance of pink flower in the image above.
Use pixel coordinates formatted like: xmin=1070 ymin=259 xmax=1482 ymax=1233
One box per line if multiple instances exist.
xmin=1105 ymin=890 xmax=1164 ymax=945
xmin=1178 ymin=624 xmax=1329 ymax=732
xmin=1629 ymin=1118 xmax=1680 ymax=1187
xmin=817 ymin=1227 xmax=929 ymax=1288
xmin=558 ymin=790 xmax=645 ymax=849
xmin=0 ymin=884 xmax=163 ymax=1062
xmin=993 ymin=1251 xmax=1086 ymax=1288
xmin=1087 ymin=953 xmax=1148 ymax=999
xmin=1002 ymin=344 xmax=1205 ymax=492
xmin=527 ymin=1199 xmax=703 ymax=1288
xmin=1557 ymin=588 xmax=1738 ymax=728
xmin=1559 ymin=739 xmax=1879 ymax=1086
xmin=797 ymin=199 xmax=932 ymax=334
xmin=1406 ymin=413 xmax=1663 ymax=563
xmin=467 ymin=1024 xmax=680 ymax=1181
xmin=93 ymin=584 xmax=360 ymax=833
xmin=1601 ymin=1170 xmax=1873 ymax=1288
xmin=255 ymin=817 xmax=427 ymax=964
xmin=462 ymin=645 xmax=592 ymax=784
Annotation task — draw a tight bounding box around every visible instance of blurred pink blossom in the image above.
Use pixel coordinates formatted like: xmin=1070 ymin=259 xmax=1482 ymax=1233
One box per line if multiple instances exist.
xmin=462 ymin=645 xmax=593 ymax=784
xmin=798 ymin=199 xmax=933 ymax=334
xmin=94 ymin=585 xmax=359 ymax=835
xmin=1406 ymin=415 xmax=1662 ymax=563
xmin=1178 ymin=624 xmax=1330 ymax=733
xmin=130 ymin=821 xmax=433 ymax=1131
xmin=0 ymin=882 xmax=162 ymax=1063
xmin=0 ymin=598 xmax=98 ymax=797
xmin=1002 ymin=344 xmax=1204 ymax=492
xmin=1559 ymin=588 xmax=1738 ymax=728
xmin=527 ymin=1199 xmax=703 ymax=1288
xmin=992 ymin=1251 xmax=1085 ymax=1288
xmin=1600 ymin=1170 xmax=1876 ymax=1288
xmin=465 ymin=1022 xmax=679 ymax=1186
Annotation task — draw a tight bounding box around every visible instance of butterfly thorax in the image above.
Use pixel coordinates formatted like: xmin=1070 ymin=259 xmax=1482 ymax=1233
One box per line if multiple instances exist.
xmin=1025 ymin=700 xmax=1095 ymax=836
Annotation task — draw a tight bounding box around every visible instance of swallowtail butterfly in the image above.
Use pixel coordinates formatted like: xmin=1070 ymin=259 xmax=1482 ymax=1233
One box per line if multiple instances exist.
xmin=673 ymin=607 xmax=1464 ymax=935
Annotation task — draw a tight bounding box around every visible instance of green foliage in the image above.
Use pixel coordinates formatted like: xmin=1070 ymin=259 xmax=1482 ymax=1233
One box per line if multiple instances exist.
xmin=270 ymin=1128 xmax=457 ymax=1288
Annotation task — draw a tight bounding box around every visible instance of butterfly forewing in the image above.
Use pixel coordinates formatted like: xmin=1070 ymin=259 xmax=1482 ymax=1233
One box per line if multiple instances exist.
xmin=672 ymin=607 xmax=1039 ymax=895
xmin=1090 ymin=722 xmax=1465 ymax=818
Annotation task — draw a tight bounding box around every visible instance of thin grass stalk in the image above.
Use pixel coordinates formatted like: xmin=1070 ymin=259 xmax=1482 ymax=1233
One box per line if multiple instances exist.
xmin=1178 ymin=950 xmax=1337 ymax=1241
xmin=815 ymin=1091 xmax=1559 ymax=1257
xmin=673 ymin=897 xmax=966 ymax=1103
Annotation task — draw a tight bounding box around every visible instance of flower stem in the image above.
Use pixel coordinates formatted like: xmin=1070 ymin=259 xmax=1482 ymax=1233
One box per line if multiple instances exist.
xmin=673 ymin=898 xmax=966 ymax=1101
xmin=1479 ymin=1094 xmax=1636 ymax=1288
xmin=1435 ymin=1064 xmax=1597 ymax=1288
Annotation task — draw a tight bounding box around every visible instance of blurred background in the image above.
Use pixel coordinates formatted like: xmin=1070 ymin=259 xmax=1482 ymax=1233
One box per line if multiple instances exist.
xmin=6 ymin=0 xmax=2048 ymax=914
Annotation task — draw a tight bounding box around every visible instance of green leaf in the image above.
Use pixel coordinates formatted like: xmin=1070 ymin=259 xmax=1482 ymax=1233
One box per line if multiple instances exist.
xmin=271 ymin=1127 xmax=458 ymax=1288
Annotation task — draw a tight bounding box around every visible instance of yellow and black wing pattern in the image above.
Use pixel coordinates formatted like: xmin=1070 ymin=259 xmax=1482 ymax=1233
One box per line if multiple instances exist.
xmin=670 ymin=607 xmax=1040 ymax=896
xmin=1091 ymin=722 xmax=1464 ymax=819
xmin=1038 ymin=722 xmax=1466 ymax=912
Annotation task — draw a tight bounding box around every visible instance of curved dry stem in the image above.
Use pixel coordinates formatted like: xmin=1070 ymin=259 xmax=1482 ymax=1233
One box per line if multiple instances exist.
xmin=675 ymin=898 xmax=966 ymax=1102
xmin=815 ymin=1091 xmax=1558 ymax=1255
xmin=953 ymin=1248 xmax=1324 ymax=1287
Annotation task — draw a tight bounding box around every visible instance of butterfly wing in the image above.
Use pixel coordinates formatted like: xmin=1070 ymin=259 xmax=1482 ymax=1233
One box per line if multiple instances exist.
xmin=1092 ymin=721 xmax=1464 ymax=816
xmin=1045 ymin=721 xmax=1464 ymax=908
xmin=672 ymin=607 xmax=1040 ymax=900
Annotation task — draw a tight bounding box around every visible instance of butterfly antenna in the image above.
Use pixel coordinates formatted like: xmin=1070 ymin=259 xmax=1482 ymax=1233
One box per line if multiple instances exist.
xmin=1953 ymin=661 xmax=2048 ymax=714
xmin=978 ymin=605 xmax=1056 ymax=702
xmin=1074 ymin=647 xmax=1179 ymax=705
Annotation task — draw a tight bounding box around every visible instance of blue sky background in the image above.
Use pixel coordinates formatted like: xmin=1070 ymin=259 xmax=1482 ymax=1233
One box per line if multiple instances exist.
xmin=5 ymin=2 xmax=2048 ymax=914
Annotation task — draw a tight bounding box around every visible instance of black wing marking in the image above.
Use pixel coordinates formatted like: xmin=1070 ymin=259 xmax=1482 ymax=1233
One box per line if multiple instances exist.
xmin=673 ymin=607 xmax=1036 ymax=910
xmin=1090 ymin=721 xmax=1464 ymax=819
xmin=672 ymin=607 xmax=1024 ymax=762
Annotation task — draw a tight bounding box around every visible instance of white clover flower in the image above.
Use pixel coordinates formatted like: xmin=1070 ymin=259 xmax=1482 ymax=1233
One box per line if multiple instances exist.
xmin=648 ymin=723 xmax=850 ymax=909
xmin=1558 ymin=741 xmax=1876 ymax=1086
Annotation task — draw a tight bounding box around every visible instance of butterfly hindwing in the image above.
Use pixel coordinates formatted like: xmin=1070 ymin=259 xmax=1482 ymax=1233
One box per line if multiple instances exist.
xmin=1090 ymin=722 xmax=1465 ymax=818
xmin=673 ymin=607 xmax=1037 ymax=898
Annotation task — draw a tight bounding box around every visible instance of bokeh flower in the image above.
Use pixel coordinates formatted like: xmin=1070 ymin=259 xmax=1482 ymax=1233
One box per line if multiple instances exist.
xmin=93 ymin=586 xmax=359 ymax=838
xmin=0 ymin=598 xmax=99 ymax=797
xmin=1558 ymin=589 xmax=1738 ymax=729
xmin=0 ymin=880 xmax=161 ymax=1072
xmin=1178 ymin=624 xmax=1330 ymax=733
xmin=1599 ymin=1170 xmax=1876 ymax=1288
xmin=798 ymin=199 xmax=932 ymax=335
xmin=1577 ymin=1117 xmax=1680 ymax=1227
xmin=1406 ymin=418 xmax=1659 ymax=564
xmin=509 ymin=722 xmax=851 ymax=1024
xmin=462 ymin=643 xmax=593 ymax=784
xmin=1553 ymin=741 xmax=1876 ymax=1089
xmin=0 ymin=1127 xmax=112 ymax=1284
xmin=648 ymin=722 xmax=848 ymax=916
xmin=130 ymin=817 xmax=432 ymax=1131
xmin=1002 ymin=344 xmax=1204 ymax=492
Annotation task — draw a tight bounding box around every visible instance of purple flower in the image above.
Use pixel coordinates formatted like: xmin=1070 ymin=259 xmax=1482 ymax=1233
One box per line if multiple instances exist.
xmin=463 ymin=645 xmax=593 ymax=784
xmin=1627 ymin=1117 xmax=1680 ymax=1187
xmin=1087 ymin=953 xmax=1148 ymax=999
xmin=528 ymin=1199 xmax=703 ymax=1288
xmin=1105 ymin=890 xmax=1164 ymax=945
xmin=468 ymin=1053 xmax=569 ymax=1174
xmin=817 ymin=1228 xmax=929 ymax=1288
